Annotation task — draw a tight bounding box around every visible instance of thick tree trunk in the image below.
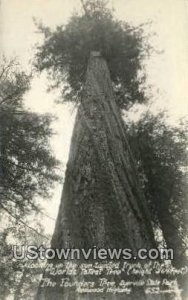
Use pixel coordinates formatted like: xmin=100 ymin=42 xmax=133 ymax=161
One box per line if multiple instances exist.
xmin=52 ymin=52 xmax=155 ymax=251
xmin=37 ymin=53 xmax=163 ymax=300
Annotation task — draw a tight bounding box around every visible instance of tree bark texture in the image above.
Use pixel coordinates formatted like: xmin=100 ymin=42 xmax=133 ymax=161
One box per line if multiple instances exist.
xmin=37 ymin=53 xmax=164 ymax=300
xmin=52 ymin=53 xmax=155 ymax=251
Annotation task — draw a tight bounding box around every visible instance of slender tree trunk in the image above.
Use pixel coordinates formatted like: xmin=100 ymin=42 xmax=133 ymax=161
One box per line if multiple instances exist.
xmin=37 ymin=52 xmax=163 ymax=300
xmin=156 ymin=202 xmax=188 ymax=300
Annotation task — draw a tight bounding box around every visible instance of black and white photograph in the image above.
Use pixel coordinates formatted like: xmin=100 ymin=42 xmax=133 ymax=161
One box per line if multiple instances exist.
xmin=0 ymin=0 xmax=188 ymax=299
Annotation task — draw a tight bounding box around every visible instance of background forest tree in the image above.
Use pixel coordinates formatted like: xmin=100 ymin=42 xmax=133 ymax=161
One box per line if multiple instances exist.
xmin=0 ymin=57 xmax=61 ymax=219
xmin=0 ymin=57 xmax=60 ymax=299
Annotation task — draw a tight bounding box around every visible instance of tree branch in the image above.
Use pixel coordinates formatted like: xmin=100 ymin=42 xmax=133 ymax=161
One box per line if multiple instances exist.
xmin=80 ymin=0 xmax=91 ymax=18
xmin=0 ymin=203 xmax=50 ymax=240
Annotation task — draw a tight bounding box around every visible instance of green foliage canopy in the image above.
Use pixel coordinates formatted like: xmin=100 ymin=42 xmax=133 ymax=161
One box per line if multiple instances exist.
xmin=35 ymin=0 xmax=150 ymax=110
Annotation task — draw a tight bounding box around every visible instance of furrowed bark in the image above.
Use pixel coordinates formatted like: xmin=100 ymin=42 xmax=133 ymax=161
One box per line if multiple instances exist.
xmin=36 ymin=52 xmax=164 ymax=300
xmin=52 ymin=52 xmax=155 ymax=251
